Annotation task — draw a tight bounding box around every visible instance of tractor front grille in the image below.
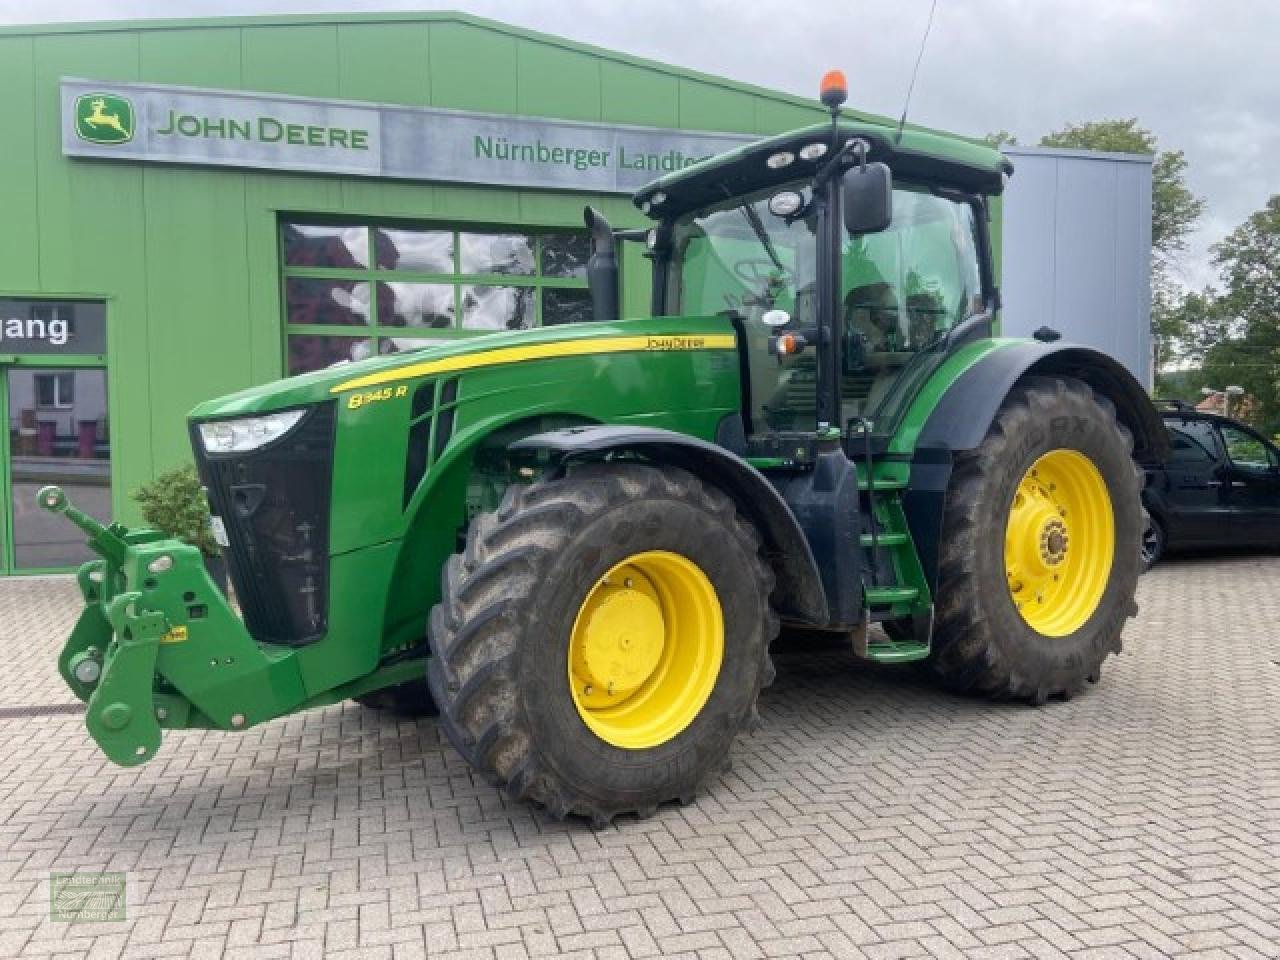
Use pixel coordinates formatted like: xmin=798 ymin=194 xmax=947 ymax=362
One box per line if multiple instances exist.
xmin=192 ymin=402 xmax=336 ymax=646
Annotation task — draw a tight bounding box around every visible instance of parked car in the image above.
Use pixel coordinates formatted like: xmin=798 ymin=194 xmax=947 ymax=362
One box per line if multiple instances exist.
xmin=1142 ymin=401 xmax=1280 ymax=567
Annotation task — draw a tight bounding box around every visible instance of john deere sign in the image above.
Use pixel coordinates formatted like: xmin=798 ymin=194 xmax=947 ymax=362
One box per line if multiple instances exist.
xmin=61 ymin=78 xmax=753 ymax=192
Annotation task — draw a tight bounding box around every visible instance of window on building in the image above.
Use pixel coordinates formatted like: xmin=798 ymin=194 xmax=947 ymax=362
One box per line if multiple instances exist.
xmin=34 ymin=372 xmax=75 ymax=409
xmin=281 ymin=221 xmax=592 ymax=375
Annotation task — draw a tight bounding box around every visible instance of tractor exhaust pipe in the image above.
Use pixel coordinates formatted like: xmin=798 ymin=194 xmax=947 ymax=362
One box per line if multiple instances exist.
xmin=584 ymin=206 xmax=619 ymax=325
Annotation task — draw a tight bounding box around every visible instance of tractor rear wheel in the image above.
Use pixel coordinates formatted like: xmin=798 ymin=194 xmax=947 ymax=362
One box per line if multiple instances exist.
xmin=924 ymin=376 xmax=1142 ymax=702
xmin=426 ymin=462 xmax=777 ymax=824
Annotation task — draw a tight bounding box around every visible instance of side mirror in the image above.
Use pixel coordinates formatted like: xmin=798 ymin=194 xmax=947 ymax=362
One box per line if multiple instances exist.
xmin=842 ymin=162 xmax=893 ymax=235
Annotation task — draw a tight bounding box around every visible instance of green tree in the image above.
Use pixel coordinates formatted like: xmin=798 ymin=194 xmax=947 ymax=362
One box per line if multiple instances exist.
xmin=981 ymin=130 xmax=1018 ymax=148
xmin=1200 ymin=196 xmax=1280 ymax=431
xmin=1168 ymin=286 xmax=1234 ymax=366
xmin=1153 ymin=365 xmax=1211 ymax=402
xmin=1149 ymin=275 xmax=1185 ymax=372
xmin=1150 ymin=287 xmax=1233 ymax=408
xmin=1213 ymin=195 xmax=1280 ymax=318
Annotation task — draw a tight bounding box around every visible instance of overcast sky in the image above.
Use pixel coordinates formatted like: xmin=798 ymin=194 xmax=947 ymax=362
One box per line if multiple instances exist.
xmin=4 ymin=0 xmax=1276 ymax=290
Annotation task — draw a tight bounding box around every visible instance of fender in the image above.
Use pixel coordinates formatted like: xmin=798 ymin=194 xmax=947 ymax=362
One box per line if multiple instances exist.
xmin=901 ymin=340 xmax=1169 ymax=593
xmin=916 ymin=340 xmax=1167 ymax=462
xmin=510 ymin=425 xmax=829 ymax=625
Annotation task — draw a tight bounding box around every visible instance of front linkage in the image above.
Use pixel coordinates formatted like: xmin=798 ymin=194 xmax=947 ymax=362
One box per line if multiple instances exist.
xmin=41 ymin=484 xmax=281 ymax=765
xmin=39 ymin=486 xmax=417 ymax=767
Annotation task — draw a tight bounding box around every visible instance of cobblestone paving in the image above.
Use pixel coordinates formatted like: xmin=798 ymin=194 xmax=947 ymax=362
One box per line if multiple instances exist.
xmin=1 ymin=555 xmax=1278 ymax=959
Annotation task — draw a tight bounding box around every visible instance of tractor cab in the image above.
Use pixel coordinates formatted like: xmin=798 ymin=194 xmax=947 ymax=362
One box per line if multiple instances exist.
xmin=628 ymin=76 xmax=1010 ymax=460
xmin=569 ymin=78 xmax=1018 ymax=638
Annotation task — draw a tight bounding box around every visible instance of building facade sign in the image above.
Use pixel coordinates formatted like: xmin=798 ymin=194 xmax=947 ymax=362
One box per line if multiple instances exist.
xmin=61 ymin=79 xmax=756 ymax=192
xmin=0 ymin=300 xmax=106 ymax=356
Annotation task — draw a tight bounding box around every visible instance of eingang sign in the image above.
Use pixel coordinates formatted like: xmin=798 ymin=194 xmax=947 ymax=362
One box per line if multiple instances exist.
xmin=61 ymin=79 xmax=756 ymax=193
xmin=0 ymin=300 xmax=106 ymax=356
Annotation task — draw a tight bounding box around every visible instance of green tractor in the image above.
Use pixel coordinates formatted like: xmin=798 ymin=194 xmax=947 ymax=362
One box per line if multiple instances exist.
xmin=44 ymin=77 xmax=1165 ymax=824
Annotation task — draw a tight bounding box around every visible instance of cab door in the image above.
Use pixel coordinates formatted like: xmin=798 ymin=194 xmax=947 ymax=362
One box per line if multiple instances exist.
xmin=1218 ymin=422 xmax=1280 ymax=545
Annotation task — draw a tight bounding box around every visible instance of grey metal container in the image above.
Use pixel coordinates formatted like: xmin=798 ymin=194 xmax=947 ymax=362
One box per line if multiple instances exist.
xmin=999 ymin=146 xmax=1154 ymax=388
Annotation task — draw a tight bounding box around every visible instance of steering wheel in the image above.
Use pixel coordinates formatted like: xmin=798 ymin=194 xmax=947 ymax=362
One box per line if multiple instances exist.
xmin=733 ymin=259 xmax=788 ymax=285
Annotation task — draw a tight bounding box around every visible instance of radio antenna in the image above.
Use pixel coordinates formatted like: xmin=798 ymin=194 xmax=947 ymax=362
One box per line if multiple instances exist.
xmin=895 ymin=0 xmax=938 ymax=144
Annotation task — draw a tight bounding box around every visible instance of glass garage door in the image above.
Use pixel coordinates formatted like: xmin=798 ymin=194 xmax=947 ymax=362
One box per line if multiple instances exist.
xmin=1 ymin=298 xmax=111 ymax=574
xmin=3 ymin=367 xmax=111 ymax=571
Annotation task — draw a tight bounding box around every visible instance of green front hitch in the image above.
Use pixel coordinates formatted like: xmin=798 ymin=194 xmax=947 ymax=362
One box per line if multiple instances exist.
xmin=40 ymin=486 xmax=166 ymax=763
xmin=38 ymin=486 xmax=422 ymax=767
xmin=38 ymin=485 xmax=305 ymax=766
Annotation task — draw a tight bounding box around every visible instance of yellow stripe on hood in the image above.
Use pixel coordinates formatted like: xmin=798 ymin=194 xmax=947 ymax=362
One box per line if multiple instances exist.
xmin=330 ymin=333 xmax=738 ymax=394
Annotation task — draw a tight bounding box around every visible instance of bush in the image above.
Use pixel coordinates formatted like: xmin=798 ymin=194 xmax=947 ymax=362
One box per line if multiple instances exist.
xmin=132 ymin=464 xmax=219 ymax=557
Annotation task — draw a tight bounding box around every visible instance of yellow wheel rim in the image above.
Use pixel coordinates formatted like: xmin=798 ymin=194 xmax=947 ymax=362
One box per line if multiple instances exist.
xmin=568 ymin=550 xmax=724 ymax=749
xmin=1004 ymin=449 xmax=1114 ymax=637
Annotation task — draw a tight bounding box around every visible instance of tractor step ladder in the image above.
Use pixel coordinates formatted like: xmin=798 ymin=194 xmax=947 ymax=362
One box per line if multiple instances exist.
xmin=856 ymin=468 xmax=932 ymax=664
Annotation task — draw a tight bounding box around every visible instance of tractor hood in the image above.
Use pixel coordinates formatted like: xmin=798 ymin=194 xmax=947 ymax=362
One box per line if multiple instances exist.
xmin=188 ymin=317 xmax=735 ymax=421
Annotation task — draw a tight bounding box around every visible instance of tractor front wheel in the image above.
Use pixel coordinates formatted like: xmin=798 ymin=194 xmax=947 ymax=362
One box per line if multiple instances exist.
xmin=426 ymin=463 xmax=777 ymax=824
xmin=924 ymin=376 xmax=1143 ymax=702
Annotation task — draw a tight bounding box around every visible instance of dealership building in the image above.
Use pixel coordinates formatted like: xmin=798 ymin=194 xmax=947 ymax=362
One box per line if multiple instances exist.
xmin=0 ymin=11 xmax=1151 ymax=574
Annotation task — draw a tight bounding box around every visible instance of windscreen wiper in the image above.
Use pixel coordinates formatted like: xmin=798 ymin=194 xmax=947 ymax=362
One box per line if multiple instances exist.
xmin=740 ymin=204 xmax=788 ymax=277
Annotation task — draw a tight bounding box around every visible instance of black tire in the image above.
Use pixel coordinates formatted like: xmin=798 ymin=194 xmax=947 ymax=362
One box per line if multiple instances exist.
xmin=1140 ymin=514 xmax=1165 ymax=571
xmin=426 ymin=462 xmax=778 ymax=825
xmin=352 ymin=678 xmax=438 ymax=716
xmin=923 ymin=376 xmax=1143 ymax=702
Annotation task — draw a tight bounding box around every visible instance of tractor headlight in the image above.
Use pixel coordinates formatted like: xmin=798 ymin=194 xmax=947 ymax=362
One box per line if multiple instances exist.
xmin=198 ymin=409 xmax=306 ymax=454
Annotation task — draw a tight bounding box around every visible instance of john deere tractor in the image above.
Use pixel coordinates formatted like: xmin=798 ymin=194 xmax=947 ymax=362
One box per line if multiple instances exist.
xmin=44 ymin=75 xmax=1165 ymax=824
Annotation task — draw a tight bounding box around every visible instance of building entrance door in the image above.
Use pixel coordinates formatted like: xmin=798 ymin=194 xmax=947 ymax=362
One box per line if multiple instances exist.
xmin=0 ymin=299 xmax=110 ymax=573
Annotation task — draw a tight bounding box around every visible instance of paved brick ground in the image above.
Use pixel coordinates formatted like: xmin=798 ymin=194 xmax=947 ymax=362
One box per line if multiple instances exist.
xmin=1 ymin=555 xmax=1278 ymax=959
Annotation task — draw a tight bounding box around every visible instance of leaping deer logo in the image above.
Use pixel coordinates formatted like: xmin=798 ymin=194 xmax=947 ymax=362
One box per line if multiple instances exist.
xmin=85 ymin=98 xmax=127 ymax=135
xmin=74 ymin=93 xmax=135 ymax=145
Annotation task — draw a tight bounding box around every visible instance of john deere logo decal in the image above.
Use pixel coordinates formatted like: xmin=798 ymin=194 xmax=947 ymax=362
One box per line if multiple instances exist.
xmin=74 ymin=93 xmax=134 ymax=145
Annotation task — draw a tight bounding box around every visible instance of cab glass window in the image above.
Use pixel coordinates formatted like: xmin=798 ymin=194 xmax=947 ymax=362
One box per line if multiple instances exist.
xmin=840 ymin=186 xmax=983 ymax=423
xmin=669 ymin=182 xmax=819 ymax=433
xmin=842 ymin=187 xmax=983 ymax=352
xmin=667 ymin=181 xmax=985 ymax=437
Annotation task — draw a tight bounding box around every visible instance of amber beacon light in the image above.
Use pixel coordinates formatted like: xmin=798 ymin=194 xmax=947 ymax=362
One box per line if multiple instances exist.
xmin=819 ymin=70 xmax=848 ymax=109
